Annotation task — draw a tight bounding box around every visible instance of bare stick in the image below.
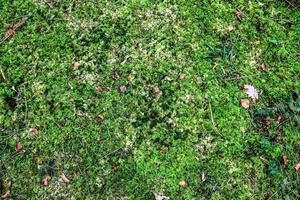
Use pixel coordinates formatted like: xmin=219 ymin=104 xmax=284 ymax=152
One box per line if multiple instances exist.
xmin=0 ymin=67 xmax=8 ymax=82
xmin=207 ymin=96 xmax=224 ymax=138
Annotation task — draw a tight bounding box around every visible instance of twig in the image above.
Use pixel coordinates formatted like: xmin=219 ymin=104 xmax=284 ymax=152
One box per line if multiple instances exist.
xmin=225 ymin=74 xmax=261 ymax=81
xmin=285 ymin=0 xmax=297 ymax=8
xmin=0 ymin=67 xmax=8 ymax=82
xmin=12 ymin=17 xmax=27 ymax=30
xmin=208 ymin=97 xmax=217 ymax=130
xmin=207 ymin=96 xmax=224 ymax=138
xmin=1 ymin=16 xmax=28 ymax=43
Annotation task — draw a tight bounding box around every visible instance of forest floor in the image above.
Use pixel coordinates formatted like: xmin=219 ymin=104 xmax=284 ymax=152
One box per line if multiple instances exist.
xmin=0 ymin=1 xmax=300 ymax=199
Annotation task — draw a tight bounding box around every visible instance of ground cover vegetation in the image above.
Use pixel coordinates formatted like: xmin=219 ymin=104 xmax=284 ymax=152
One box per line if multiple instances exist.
xmin=0 ymin=0 xmax=300 ymax=199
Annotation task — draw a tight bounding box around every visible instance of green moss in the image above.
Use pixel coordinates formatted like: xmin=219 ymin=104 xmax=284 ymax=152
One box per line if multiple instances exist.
xmin=0 ymin=0 xmax=299 ymax=199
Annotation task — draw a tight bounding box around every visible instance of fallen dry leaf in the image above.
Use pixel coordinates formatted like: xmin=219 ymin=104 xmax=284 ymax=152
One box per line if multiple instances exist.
xmin=72 ymin=62 xmax=80 ymax=70
xmin=240 ymin=99 xmax=250 ymax=109
xmin=235 ymin=11 xmax=242 ymax=21
xmin=244 ymin=85 xmax=259 ymax=103
xmin=114 ymin=72 xmax=120 ymax=80
xmin=112 ymin=163 xmax=117 ymax=171
xmin=276 ymin=116 xmax=283 ymax=124
xmin=98 ymin=113 xmax=104 ymax=120
xmin=96 ymin=85 xmax=105 ymax=92
xmin=4 ymin=24 xmax=13 ymax=30
xmin=16 ymin=141 xmax=22 ymax=152
xmin=47 ymin=2 xmax=54 ymax=8
xmin=179 ymin=72 xmax=185 ymax=80
xmin=30 ymin=128 xmax=39 ymax=136
xmin=120 ymin=85 xmax=127 ymax=93
xmin=60 ymin=173 xmax=70 ymax=183
xmin=282 ymin=155 xmax=289 ymax=165
xmin=154 ymin=86 xmax=161 ymax=94
xmin=179 ymin=180 xmax=187 ymax=187
xmin=42 ymin=175 xmax=51 ymax=186
xmin=159 ymin=149 xmax=167 ymax=154
xmin=234 ymin=72 xmax=241 ymax=78
xmin=223 ymin=75 xmax=230 ymax=81
xmin=1 ymin=190 xmax=10 ymax=199
xmin=295 ymin=163 xmax=300 ymax=171
xmin=258 ymin=64 xmax=266 ymax=71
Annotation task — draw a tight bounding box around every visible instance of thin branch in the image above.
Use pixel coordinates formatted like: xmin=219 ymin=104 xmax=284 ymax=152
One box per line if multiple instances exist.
xmin=0 ymin=67 xmax=8 ymax=82
xmin=207 ymin=96 xmax=225 ymax=138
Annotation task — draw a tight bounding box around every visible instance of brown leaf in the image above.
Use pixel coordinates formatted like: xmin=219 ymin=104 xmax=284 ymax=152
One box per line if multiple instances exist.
xmin=223 ymin=75 xmax=230 ymax=81
xmin=282 ymin=155 xmax=288 ymax=165
xmin=72 ymin=62 xmax=80 ymax=70
xmin=60 ymin=173 xmax=70 ymax=183
xmin=47 ymin=2 xmax=54 ymax=8
xmin=179 ymin=180 xmax=187 ymax=187
xmin=154 ymin=86 xmax=161 ymax=94
xmin=1 ymin=190 xmax=10 ymax=199
xmin=96 ymin=85 xmax=105 ymax=92
xmin=295 ymin=163 xmax=300 ymax=171
xmin=159 ymin=149 xmax=167 ymax=154
xmin=114 ymin=72 xmax=120 ymax=80
xmin=4 ymin=24 xmax=13 ymax=30
xmin=234 ymin=72 xmax=241 ymax=78
xmin=16 ymin=141 xmax=22 ymax=152
xmin=240 ymin=99 xmax=250 ymax=109
xmin=120 ymin=85 xmax=127 ymax=93
xmin=98 ymin=113 xmax=104 ymax=121
xmin=258 ymin=64 xmax=266 ymax=71
xmin=3 ymin=30 xmax=15 ymax=41
xmin=30 ymin=128 xmax=39 ymax=136
xmin=276 ymin=116 xmax=283 ymax=124
xmin=112 ymin=163 xmax=117 ymax=171
xmin=179 ymin=73 xmax=185 ymax=80
xmin=42 ymin=175 xmax=51 ymax=186
xmin=235 ymin=11 xmax=242 ymax=21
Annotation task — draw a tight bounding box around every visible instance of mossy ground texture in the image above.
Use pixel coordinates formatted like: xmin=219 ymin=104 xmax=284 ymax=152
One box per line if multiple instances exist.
xmin=0 ymin=1 xmax=300 ymax=199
